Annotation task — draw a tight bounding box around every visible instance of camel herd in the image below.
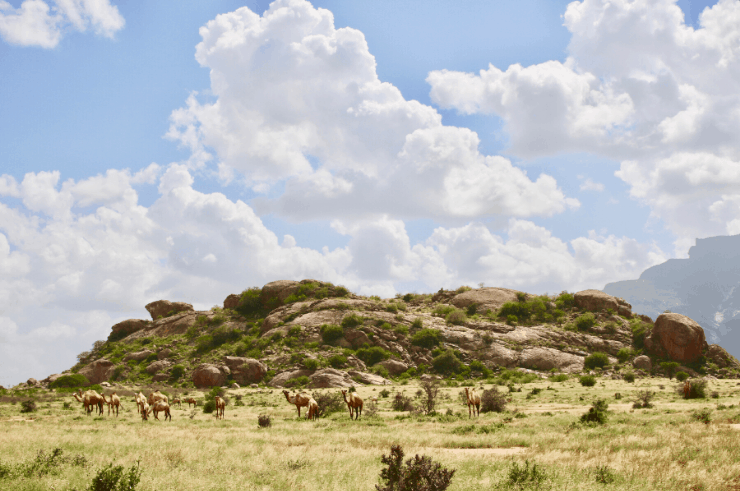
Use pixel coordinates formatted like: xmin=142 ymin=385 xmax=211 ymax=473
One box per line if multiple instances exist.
xmin=71 ymin=386 xmax=480 ymax=423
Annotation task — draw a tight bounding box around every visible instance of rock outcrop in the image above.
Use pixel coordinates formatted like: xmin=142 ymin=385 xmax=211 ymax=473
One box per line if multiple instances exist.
xmin=223 ymin=293 xmax=241 ymax=310
xmin=574 ymin=290 xmax=620 ymax=312
xmin=645 ymin=313 xmax=708 ymax=363
xmin=124 ymin=350 xmax=155 ymax=362
xmin=145 ymin=300 xmax=194 ymax=320
xmin=223 ymin=357 xmax=267 ymax=384
xmin=633 ymin=355 xmax=652 ymax=371
xmin=450 ymin=288 xmax=526 ymax=314
xmin=269 ymin=369 xmax=313 ymax=388
xmin=260 ymin=280 xmax=300 ymax=308
xmin=308 ymin=368 xmax=355 ymax=388
xmin=706 ymin=344 xmax=740 ymax=369
xmin=108 ymin=319 xmax=148 ymax=341
xmin=146 ymin=360 xmax=172 ymax=375
xmin=192 ymin=364 xmax=228 ymax=387
xmin=377 ymin=359 xmax=408 ymax=376
xmin=78 ymin=359 xmax=115 ymax=385
xmin=518 ymin=347 xmax=584 ymax=373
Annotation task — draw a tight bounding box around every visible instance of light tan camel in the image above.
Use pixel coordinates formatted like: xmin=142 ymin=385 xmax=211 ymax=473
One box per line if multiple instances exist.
xmin=147 ymin=400 xmax=171 ymax=421
xmin=140 ymin=400 xmax=149 ymax=421
xmin=172 ymin=397 xmax=181 ymax=408
xmin=184 ymin=397 xmax=197 ymax=408
xmin=147 ymin=391 xmax=168 ymax=406
xmin=282 ymin=390 xmax=311 ymax=418
xmin=341 ymin=389 xmax=363 ymax=420
xmin=102 ymin=392 xmax=122 ymax=417
xmin=73 ymin=389 xmax=105 ymax=416
xmin=134 ymin=392 xmax=147 ymax=415
xmin=464 ymin=387 xmax=481 ymax=418
xmin=307 ymin=397 xmax=319 ymax=421
xmin=214 ymin=396 xmax=225 ymax=420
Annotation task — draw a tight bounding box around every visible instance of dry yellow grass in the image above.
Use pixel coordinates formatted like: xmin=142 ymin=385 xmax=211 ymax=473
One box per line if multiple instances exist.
xmin=1 ymin=377 xmax=740 ymax=490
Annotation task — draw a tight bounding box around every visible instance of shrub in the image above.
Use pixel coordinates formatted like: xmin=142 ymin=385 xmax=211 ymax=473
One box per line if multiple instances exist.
xmin=235 ymin=287 xmax=263 ymax=317
xmin=480 ymin=387 xmax=507 ymax=413
xmin=86 ymin=460 xmax=141 ymax=491
xmin=312 ymin=391 xmax=345 ymax=417
xmin=555 ymin=291 xmax=575 ymax=310
xmin=431 ymin=349 xmax=464 ymax=375
xmin=285 ymin=376 xmax=310 ymax=388
xmin=633 ymin=390 xmax=655 ymax=409
xmin=355 ymin=346 xmax=391 ymax=366
xmin=410 ymin=318 xmax=423 ymax=329
xmin=20 ymin=400 xmax=37 ymax=413
xmin=319 ymin=324 xmax=344 ymax=345
xmin=445 ymin=309 xmax=467 ymax=325
xmin=630 ymin=319 xmax=650 ymax=349
xmin=466 ymin=303 xmax=478 ymax=316
xmin=594 ymin=465 xmax=616 ymax=485
xmin=341 ymin=313 xmax=364 ymax=328
xmin=50 ymin=374 xmax=90 ymax=389
xmin=392 ymin=393 xmax=415 ymax=411
xmin=504 ymin=460 xmax=547 ymax=489
xmin=328 ymin=354 xmax=347 ymax=368
xmin=506 ymin=314 xmax=517 ymax=325
xmin=432 ymin=305 xmax=456 ymax=318
xmin=681 ymin=378 xmax=708 ymax=399
xmin=692 ymin=407 xmax=712 ymax=424
xmin=380 ymin=388 xmax=391 ymax=398
xmin=468 ymin=360 xmax=492 ymax=377
xmin=255 ymin=414 xmax=272 ymax=428
xmin=411 ymin=329 xmax=442 ymax=349
xmin=499 ymin=301 xmax=531 ymax=322
xmin=170 ymin=365 xmax=185 ymax=380
xmin=303 ymin=358 xmax=319 ymax=371
xmin=660 ymin=361 xmax=680 ymax=379
xmin=676 ymin=371 xmax=689 ymax=382
xmin=394 ymin=325 xmax=409 ymax=336
xmin=575 ymin=312 xmax=597 ymax=331
xmin=202 ymin=400 xmax=216 ymax=414
xmin=580 ymin=375 xmax=597 ymax=387
xmin=616 ymin=347 xmax=635 ymax=363
xmin=549 ymin=374 xmax=569 ymax=382
xmin=375 ymin=444 xmax=455 ymax=491
xmin=584 ymin=352 xmax=610 ymax=370
xmin=418 ymin=380 xmax=440 ymax=415
xmin=623 ymin=372 xmax=636 ymax=383
xmin=580 ymin=399 xmax=609 ymax=424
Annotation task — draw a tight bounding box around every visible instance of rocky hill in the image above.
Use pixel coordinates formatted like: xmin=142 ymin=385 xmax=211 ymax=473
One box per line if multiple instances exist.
xmin=27 ymin=279 xmax=740 ymax=390
xmin=603 ymin=234 xmax=740 ymax=358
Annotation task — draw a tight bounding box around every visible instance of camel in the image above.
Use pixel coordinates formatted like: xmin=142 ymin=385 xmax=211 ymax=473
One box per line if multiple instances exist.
xmin=341 ymin=389 xmax=363 ymax=420
xmin=134 ymin=392 xmax=147 ymax=415
xmin=282 ymin=390 xmax=311 ymax=418
xmin=73 ymin=389 xmax=105 ymax=416
xmin=102 ymin=392 xmax=122 ymax=417
xmin=214 ymin=396 xmax=225 ymax=420
xmin=184 ymin=397 xmax=197 ymax=408
xmin=147 ymin=400 xmax=171 ymax=421
xmin=464 ymin=387 xmax=481 ymax=418
xmin=172 ymin=397 xmax=181 ymax=408
xmin=147 ymin=391 xmax=168 ymax=406
xmin=307 ymin=397 xmax=319 ymax=421
xmin=140 ymin=400 xmax=149 ymax=421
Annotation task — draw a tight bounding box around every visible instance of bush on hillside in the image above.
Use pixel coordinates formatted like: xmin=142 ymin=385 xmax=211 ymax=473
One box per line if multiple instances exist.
xmin=50 ymin=374 xmax=90 ymax=389
xmin=235 ymin=287 xmax=263 ymax=317
xmin=431 ymin=349 xmax=464 ymax=375
xmin=575 ymin=313 xmax=597 ymax=331
xmin=616 ymin=347 xmax=635 ymax=363
xmin=584 ymin=352 xmax=610 ymax=370
xmin=411 ymin=329 xmax=441 ymax=349
xmin=555 ymin=291 xmax=575 ymax=310
xmin=445 ymin=309 xmax=467 ymax=325
xmin=319 ymin=324 xmax=344 ymax=345
xmin=341 ymin=314 xmax=364 ymax=328
xmin=355 ymin=346 xmax=391 ymax=366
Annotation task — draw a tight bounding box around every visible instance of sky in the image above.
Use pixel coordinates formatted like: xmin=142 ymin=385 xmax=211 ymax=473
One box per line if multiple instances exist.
xmin=0 ymin=0 xmax=735 ymax=386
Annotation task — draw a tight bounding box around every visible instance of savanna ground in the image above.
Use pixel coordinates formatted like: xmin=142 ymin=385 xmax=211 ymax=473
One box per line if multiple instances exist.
xmin=2 ymin=376 xmax=740 ymax=490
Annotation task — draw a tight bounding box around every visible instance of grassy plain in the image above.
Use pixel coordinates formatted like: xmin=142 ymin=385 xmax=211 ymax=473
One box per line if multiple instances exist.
xmin=2 ymin=377 xmax=740 ymax=490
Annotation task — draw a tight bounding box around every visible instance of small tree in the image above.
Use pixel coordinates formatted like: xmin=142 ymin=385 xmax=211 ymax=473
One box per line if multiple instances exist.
xmin=675 ymin=371 xmax=689 ymax=382
xmin=580 ymin=399 xmax=609 ymax=425
xmin=418 ymin=380 xmax=440 ymax=415
xmin=633 ymin=390 xmax=655 ymax=409
xmin=660 ymin=361 xmax=680 ymax=379
xmin=480 ymin=387 xmax=507 ymax=413
xmin=376 ymin=444 xmax=455 ymax=491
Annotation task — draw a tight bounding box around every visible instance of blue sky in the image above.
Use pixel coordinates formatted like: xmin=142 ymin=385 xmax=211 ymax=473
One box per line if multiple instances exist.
xmin=0 ymin=0 xmax=735 ymax=385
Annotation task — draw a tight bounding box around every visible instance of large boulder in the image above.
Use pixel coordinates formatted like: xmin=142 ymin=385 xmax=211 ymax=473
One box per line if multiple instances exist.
xmin=123 ymin=349 xmax=155 ymax=362
xmin=519 ymin=347 xmax=584 ymax=373
xmin=450 ymin=288 xmax=525 ymax=314
xmin=192 ymin=364 xmax=228 ymax=388
xmin=26 ymin=378 xmax=39 ymax=386
xmin=574 ymin=290 xmax=620 ymax=312
xmin=146 ymin=360 xmax=172 ymax=375
xmin=308 ymin=368 xmax=355 ymax=388
xmin=78 ymin=359 xmax=115 ymax=385
xmin=633 ymin=355 xmax=652 ymax=371
xmin=268 ymin=369 xmax=314 ymax=387
xmin=145 ymin=300 xmax=194 ymax=320
xmin=108 ymin=319 xmax=148 ymax=342
xmin=706 ymin=344 xmax=740 ymax=369
xmin=223 ymin=293 xmax=241 ymax=310
xmin=644 ymin=313 xmax=708 ymax=363
xmin=223 ymin=356 xmax=268 ymax=384
xmin=260 ymin=280 xmax=300 ymax=309
xmin=157 ymin=348 xmax=172 ymax=360
xmin=376 ymin=359 xmax=409 ymax=376
xmin=348 ymin=371 xmax=391 ymax=385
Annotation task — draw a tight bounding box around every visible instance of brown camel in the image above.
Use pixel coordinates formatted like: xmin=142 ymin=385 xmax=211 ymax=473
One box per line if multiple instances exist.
xmin=172 ymin=397 xmax=182 ymax=408
xmin=282 ymin=390 xmax=311 ymax=418
xmin=73 ymin=389 xmax=105 ymax=416
xmin=147 ymin=400 xmax=171 ymax=421
xmin=341 ymin=389 xmax=363 ymax=420
xmin=102 ymin=392 xmax=123 ymax=417
xmin=464 ymin=387 xmax=481 ymax=418
xmin=140 ymin=400 xmax=150 ymax=421
xmin=214 ymin=396 xmax=225 ymax=420
xmin=147 ymin=390 xmax=168 ymax=406
xmin=307 ymin=397 xmax=319 ymax=421
xmin=184 ymin=397 xmax=197 ymax=408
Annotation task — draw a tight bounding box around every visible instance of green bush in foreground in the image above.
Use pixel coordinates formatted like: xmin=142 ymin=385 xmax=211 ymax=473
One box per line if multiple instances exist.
xmin=87 ymin=460 xmax=142 ymax=491
xmin=580 ymin=399 xmax=609 ymax=425
xmin=376 ymin=444 xmax=455 ymax=491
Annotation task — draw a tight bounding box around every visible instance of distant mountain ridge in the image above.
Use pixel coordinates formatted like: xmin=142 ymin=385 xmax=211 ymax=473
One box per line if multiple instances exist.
xmin=603 ymin=234 xmax=740 ymax=358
